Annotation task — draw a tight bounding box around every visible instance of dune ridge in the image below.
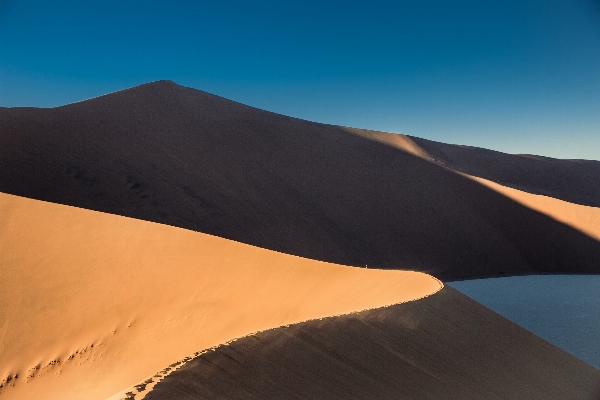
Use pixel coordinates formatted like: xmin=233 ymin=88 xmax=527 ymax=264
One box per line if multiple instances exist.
xmin=466 ymin=175 xmax=600 ymax=242
xmin=0 ymin=192 xmax=441 ymax=400
xmin=346 ymin=127 xmax=600 ymax=207
xmin=408 ymin=135 xmax=600 ymax=207
xmin=3 ymin=81 xmax=600 ymax=399
xmin=1 ymin=81 xmax=600 ymax=280
xmin=110 ymin=285 xmax=444 ymax=400
xmin=142 ymin=286 xmax=600 ymax=400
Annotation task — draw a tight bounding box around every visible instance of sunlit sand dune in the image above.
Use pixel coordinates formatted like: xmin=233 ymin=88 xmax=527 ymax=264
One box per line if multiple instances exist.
xmin=2 ymin=81 xmax=600 ymax=399
xmin=142 ymin=287 xmax=600 ymax=400
xmin=0 ymin=192 xmax=441 ymax=400
xmin=2 ymin=81 xmax=600 ymax=280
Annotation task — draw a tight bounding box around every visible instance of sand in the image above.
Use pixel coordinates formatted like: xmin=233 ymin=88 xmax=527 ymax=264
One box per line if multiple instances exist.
xmin=142 ymin=286 xmax=600 ymax=400
xmin=404 ymin=132 xmax=600 ymax=207
xmin=346 ymin=126 xmax=600 ymax=207
xmin=2 ymin=81 xmax=599 ymax=280
xmin=468 ymin=175 xmax=600 ymax=241
xmin=2 ymin=81 xmax=600 ymax=399
xmin=0 ymin=192 xmax=441 ymax=400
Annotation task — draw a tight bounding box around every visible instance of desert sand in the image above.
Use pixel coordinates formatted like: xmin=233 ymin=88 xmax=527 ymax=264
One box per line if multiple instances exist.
xmin=467 ymin=175 xmax=600 ymax=241
xmin=2 ymin=81 xmax=600 ymax=400
xmin=361 ymin=129 xmax=600 ymax=207
xmin=0 ymin=192 xmax=441 ymax=400
xmin=1 ymin=81 xmax=599 ymax=280
xmin=345 ymin=126 xmax=600 ymax=206
xmin=143 ymin=286 xmax=600 ymax=400
xmin=407 ymin=134 xmax=600 ymax=207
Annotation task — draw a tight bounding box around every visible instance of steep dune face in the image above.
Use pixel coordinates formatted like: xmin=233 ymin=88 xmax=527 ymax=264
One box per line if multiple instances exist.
xmin=1 ymin=81 xmax=599 ymax=280
xmin=143 ymin=287 xmax=600 ymax=400
xmin=0 ymin=192 xmax=441 ymax=400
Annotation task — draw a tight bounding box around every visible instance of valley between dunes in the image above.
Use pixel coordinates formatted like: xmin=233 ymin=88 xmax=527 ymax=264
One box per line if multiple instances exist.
xmin=0 ymin=192 xmax=441 ymax=400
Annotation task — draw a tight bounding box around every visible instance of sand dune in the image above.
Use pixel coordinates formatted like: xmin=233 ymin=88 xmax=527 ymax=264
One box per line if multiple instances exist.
xmin=346 ymin=126 xmax=600 ymax=206
xmin=1 ymin=81 xmax=599 ymax=280
xmin=0 ymin=192 xmax=441 ymax=400
xmin=468 ymin=175 xmax=600 ymax=242
xmin=408 ymin=135 xmax=600 ymax=207
xmin=2 ymin=81 xmax=600 ymax=399
xmin=392 ymin=132 xmax=600 ymax=207
xmin=143 ymin=287 xmax=600 ymax=400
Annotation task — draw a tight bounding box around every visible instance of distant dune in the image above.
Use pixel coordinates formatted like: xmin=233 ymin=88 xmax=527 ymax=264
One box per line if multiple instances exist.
xmin=1 ymin=80 xmax=599 ymax=280
xmin=349 ymin=127 xmax=600 ymax=207
xmin=408 ymin=135 xmax=600 ymax=207
xmin=467 ymin=175 xmax=600 ymax=242
xmin=0 ymin=192 xmax=440 ymax=399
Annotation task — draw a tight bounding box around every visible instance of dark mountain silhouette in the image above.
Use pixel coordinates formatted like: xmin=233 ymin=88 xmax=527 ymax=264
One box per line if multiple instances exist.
xmin=1 ymin=80 xmax=599 ymax=280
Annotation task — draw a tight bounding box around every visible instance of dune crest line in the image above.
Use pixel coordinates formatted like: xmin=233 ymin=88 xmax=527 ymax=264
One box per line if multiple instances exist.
xmin=111 ymin=284 xmax=443 ymax=400
xmin=3 ymin=80 xmax=599 ymax=281
xmin=465 ymin=175 xmax=600 ymax=242
xmin=0 ymin=192 xmax=441 ymax=400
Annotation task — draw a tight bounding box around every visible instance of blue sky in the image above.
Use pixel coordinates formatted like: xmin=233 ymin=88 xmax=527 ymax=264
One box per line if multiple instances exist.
xmin=1 ymin=0 xmax=599 ymax=160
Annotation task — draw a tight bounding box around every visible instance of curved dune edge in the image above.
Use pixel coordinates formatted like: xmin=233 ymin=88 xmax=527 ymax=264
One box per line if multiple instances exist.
xmin=0 ymin=192 xmax=442 ymax=400
xmin=111 ymin=289 xmax=444 ymax=400
xmin=140 ymin=286 xmax=600 ymax=400
xmin=465 ymin=175 xmax=600 ymax=241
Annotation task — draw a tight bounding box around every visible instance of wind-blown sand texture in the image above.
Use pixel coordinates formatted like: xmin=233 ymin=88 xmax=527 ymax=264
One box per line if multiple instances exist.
xmin=1 ymin=81 xmax=600 ymax=280
xmin=143 ymin=287 xmax=600 ymax=400
xmin=0 ymin=192 xmax=441 ymax=400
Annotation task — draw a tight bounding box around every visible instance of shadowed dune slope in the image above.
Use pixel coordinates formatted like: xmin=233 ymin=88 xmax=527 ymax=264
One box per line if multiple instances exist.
xmin=468 ymin=176 xmax=600 ymax=241
xmin=1 ymin=81 xmax=600 ymax=280
xmin=408 ymin=134 xmax=600 ymax=207
xmin=345 ymin=127 xmax=600 ymax=206
xmin=0 ymin=192 xmax=441 ymax=400
xmin=144 ymin=286 xmax=600 ymax=400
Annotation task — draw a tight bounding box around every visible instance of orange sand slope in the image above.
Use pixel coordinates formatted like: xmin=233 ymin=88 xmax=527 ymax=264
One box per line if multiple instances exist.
xmin=0 ymin=192 xmax=441 ymax=400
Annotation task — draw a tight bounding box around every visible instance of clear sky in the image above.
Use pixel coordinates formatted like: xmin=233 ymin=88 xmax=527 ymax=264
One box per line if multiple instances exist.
xmin=1 ymin=0 xmax=599 ymax=160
